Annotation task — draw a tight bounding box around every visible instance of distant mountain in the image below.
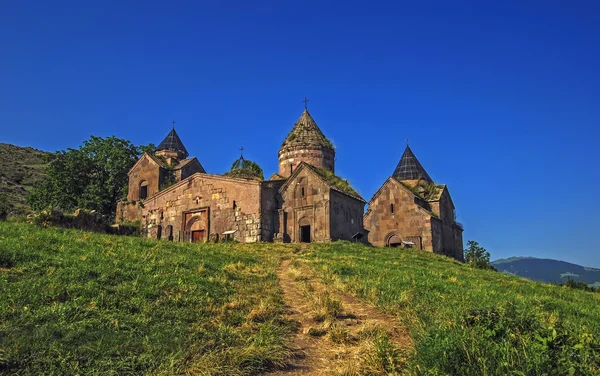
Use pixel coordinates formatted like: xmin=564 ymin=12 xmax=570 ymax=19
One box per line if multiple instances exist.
xmin=492 ymin=257 xmax=600 ymax=288
xmin=0 ymin=143 xmax=50 ymax=215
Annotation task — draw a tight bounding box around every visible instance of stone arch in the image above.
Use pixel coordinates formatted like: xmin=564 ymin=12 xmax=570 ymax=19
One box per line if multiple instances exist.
xmin=186 ymin=215 xmax=206 ymax=231
xmin=298 ymin=217 xmax=310 ymax=227
xmin=385 ymin=232 xmax=403 ymax=247
xmin=139 ymin=180 xmax=149 ymax=200
xmin=185 ymin=212 xmax=208 ymax=243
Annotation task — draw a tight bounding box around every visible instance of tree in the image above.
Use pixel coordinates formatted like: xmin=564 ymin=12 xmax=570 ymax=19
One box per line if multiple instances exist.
xmin=226 ymin=159 xmax=264 ymax=180
xmin=28 ymin=136 xmax=153 ymax=219
xmin=464 ymin=240 xmax=495 ymax=270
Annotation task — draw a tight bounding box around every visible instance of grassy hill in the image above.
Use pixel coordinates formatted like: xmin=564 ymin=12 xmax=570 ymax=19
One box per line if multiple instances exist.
xmin=493 ymin=257 xmax=600 ymax=288
xmin=0 ymin=143 xmax=50 ymax=215
xmin=1 ymin=222 xmax=599 ymax=375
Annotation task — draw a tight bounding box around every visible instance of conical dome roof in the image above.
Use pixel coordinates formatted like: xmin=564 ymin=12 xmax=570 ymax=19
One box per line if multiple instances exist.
xmin=231 ymin=155 xmax=249 ymax=170
xmin=280 ymin=109 xmax=333 ymax=151
xmin=393 ymin=146 xmax=433 ymax=182
xmin=157 ymin=128 xmax=189 ymax=158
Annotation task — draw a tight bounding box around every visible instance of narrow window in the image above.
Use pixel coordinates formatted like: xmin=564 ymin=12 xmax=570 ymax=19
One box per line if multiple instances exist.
xmin=139 ymin=180 xmax=149 ymax=200
xmin=301 ymin=187 xmax=305 ymax=197
xmin=233 ymin=200 xmax=237 ymax=210
xmin=390 ymin=203 xmax=394 ymax=214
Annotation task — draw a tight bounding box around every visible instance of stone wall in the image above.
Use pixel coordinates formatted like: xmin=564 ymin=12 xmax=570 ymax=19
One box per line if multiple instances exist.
xmin=329 ymin=190 xmax=365 ymax=241
xmin=278 ymin=146 xmax=335 ymax=178
xmin=140 ymin=173 xmax=262 ymax=243
xmin=115 ymin=200 xmax=143 ymax=224
xmin=177 ymin=159 xmax=205 ymax=182
xmin=279 ymin=166 xmax=331 ymax=242
xmin=364 ymin=178 xmax=434 ymax=249
xmin=128 ymin=155 xmax=161 ymax=201
xmin=260 ymin=180 xmax=285 ymax=242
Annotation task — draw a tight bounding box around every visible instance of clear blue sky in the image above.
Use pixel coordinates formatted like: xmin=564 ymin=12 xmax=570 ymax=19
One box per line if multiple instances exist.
xmin=1 ymin=1 xmax=599 ymax=267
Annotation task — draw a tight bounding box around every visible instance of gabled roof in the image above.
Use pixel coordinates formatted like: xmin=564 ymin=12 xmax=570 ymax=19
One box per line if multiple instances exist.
xmin=364 ymin=177 xmax=440 ymax=219
xmin=147 ymin=153 xmax=169 ymax=168
xmin=269 ymin=173 xmax=287 ymax=181
xmin=393 ymin=145 xmax=433 ymax=183
xmin=395 ymin=178 xmax=446 ymax=202
xmin=279 ymin=162 xmax=365 ymax=202
xmin=128 ymin=152 xmax=167 ymax=174
xmin=280 ymin=109 xmax=334 ymax=151
xmin=173 ymin=157 xmax=205 ymax=173
xmin=157 ymin=128 xmax=189 ymax=158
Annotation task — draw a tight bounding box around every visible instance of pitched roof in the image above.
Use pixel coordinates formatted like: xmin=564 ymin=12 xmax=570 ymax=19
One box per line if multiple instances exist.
xmin=303 ymin=163 xmax=365 ymax=202
xmin=157 ymin=128 xmax=189 ymax=158
xmin=280 ymin=109 xmax=334 ymax=151
xmin=395 ymin=178 xmax=445 ymax=202
xmin=173 ymin=158 xmax=195 ymax=170
xmin=146 ymin=153 xmax=169 ymax=169
xmin=393 ymin=146 xmax=433 ymax=183
xmin=269 ymin=173 xmax=287 ymax=181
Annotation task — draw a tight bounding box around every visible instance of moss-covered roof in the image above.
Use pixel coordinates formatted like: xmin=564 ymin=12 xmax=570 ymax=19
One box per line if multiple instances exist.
xmin=280 ymin=109 xmax=334 ymax=151
xmin=223 ymin=169 xmax=263 ymax=180
xmin=224 ymin=157 xmax=264 ymax=180
xmin=397 ymin=179 xmax=445 ymax=202
xmin=269 ymin=173 xmax=287 ymax=181
xmin=307 ymin=165 xmax=365 ymax=202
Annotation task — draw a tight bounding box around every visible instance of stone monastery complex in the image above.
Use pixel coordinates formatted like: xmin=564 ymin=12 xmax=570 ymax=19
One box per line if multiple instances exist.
xmin=116 ymin=108 xmax=464 ymax=261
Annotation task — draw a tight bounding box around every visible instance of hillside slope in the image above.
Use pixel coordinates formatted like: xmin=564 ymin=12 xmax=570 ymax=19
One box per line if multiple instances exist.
xmin=301 ymin=242 xmax=600 ymax=375
xmin=0 ymin=143 xmax=50 ymax=215
xmin=1 ymin=222 xmax=599 ymax=375
xmin=493 ymin=256 xmax=600 ymax=287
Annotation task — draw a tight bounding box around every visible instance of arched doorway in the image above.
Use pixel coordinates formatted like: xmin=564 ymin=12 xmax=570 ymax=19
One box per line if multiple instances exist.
xmin=156 ymin=225 xmax=162 ymax=240
xmin=385 ymin=232 xmax=403 ymax=248
xmin=185 ymin=211 xmax=208 ymax=243
xmin=299 ymin=217 xmax=311 ymax=243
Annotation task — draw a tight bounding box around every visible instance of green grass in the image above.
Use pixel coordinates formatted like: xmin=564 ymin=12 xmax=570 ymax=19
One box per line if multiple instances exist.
xmin=3 ymin=222 xmax=600 ymax=375
xmin=0 ymin=222 xmax=295 ymax=375
xmin=301 ymin=242 xmax=600 ymax=376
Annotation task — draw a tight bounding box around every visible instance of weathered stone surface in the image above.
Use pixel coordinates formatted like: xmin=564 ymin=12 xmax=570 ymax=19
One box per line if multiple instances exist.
xmin=116 ymin=110 xmax=461 ymax=261
xmin=364 ymin=174 xmax=463 ymax=260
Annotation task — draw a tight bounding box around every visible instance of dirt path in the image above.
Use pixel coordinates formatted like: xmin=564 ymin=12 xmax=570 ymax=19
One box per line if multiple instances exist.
xmin=268 ymin=259 xmax=411 ymax=375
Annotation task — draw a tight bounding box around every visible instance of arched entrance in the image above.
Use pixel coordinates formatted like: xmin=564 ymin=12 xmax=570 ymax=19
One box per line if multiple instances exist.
xmin=184 ymin=210 xmax=209 ymax=243
xmin=299 ymin=217 xmax=311 ymax=243
xmin=385 ymin=232 xmax=403 ymax=248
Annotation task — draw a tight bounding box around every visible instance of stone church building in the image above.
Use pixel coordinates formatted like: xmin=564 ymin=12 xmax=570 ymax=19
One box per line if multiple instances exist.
xmin=117 ymin=109 xmax=366 ymax=244
xmin=363 ymin=146 xmax=464 ymax=261
xmin=116 ymin=108 xmax=463 ymax=260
